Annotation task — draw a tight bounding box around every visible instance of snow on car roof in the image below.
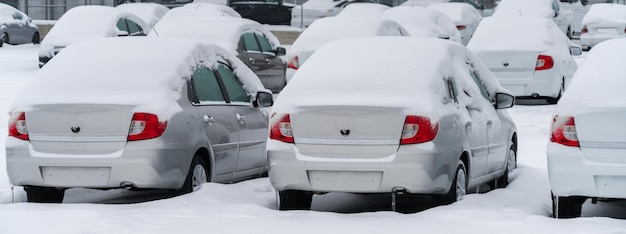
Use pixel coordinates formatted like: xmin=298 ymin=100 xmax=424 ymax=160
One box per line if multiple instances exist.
xmin=427 ymin=2 xmax=482 ymax=24
xmin=274 ymin=37 xmax=504 ymax=117
xmin=116 ymin=3 xmax=169 ymax=28
xmin=10 ymin=37 xmax=266 ymax=120
xmin=150 ymin=16 xmax=280 ymax=55
xmin=555 ymin=38 xmax=626 ymax=115
xmin=492 ymin=0 xmax=554 ymax=18
xmin=153 ymin=3 xmax=241 ymax=31
xmin=289 ymin=17 xmax=404 ymax=53
xmin=383 ymin=6 xmax=445 ymax=38
xmin=467 ymin=16 xmax=554 ymax=51
xmin=336 ymin=3 xmax=390 ymax=17
xmin=401 ymin=0 xmax=448 ymax=7
xmin=42 ymin=6 xmax=147 ymax=46
xmin=582 ymin=3 xmax=626 ymax=25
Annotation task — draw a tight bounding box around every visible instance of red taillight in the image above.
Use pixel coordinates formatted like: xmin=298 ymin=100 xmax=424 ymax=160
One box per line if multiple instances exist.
xmin=8 ymin=112 xmax=29 ymax=140
xmin=581 ymin=26 xmax=588 ymax=34
xmin=456 ymin=25 xmax=466 ymax=30
xmin=550 ymin=116 xmax=579 ymax=147
xmin=127 ymin=113 xmax=167 ymax=141
xmin=535 ymin=55 xmax=554 ymax=71
xmin=400 ymin=115 xmax=438 ymax=145
xmin=287 ymin=56 xmax=300 ymax=70
xmin=269 ymin=114 xmax=294 ymax=143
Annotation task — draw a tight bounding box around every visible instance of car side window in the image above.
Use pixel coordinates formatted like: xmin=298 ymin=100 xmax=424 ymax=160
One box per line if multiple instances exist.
xmin=126 ymin=19 xmax=144 ymax=36
xmin=242 ymin=32 xmax=261 ymax=53
xmin=116 ymin=18 xmax=128 ymax=34
xmin=256 ymin=34 xmax=274 ymax=54
xmin=469 ymin=71 xmax=491 ymax=101
xmin=192 ymin=66 xmax=226 ymax=103
xmin=446 ymin=79 xmax=459 ymax=104
xmin=552 ymin=0 xmax=560 ymax=14
xmin=216 ymin=64 xmax=250 ymax=103
xmin=12 ymin=11 xmax=23 ymax=20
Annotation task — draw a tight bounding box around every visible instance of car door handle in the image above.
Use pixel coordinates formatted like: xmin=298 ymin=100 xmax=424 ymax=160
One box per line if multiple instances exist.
xmin=236 ymin=113 xmax=246 ymax=125
xmin=265 ymin=58 xmax=270 ymax=63
xmin=249 ymin=57 xmax=255 ymax=64
xmin=203 ymin=115 xmax=215 ymax=125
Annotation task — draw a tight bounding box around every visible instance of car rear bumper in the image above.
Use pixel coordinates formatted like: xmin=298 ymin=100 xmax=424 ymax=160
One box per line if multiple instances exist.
xmin=496 ymin=72 xmax=561 ymax=98
xmin=5 ymin=137 xmax=190 ymax=189
xmin=580 ymin=34 xmax=624 ymax=49
xmin=547 ymin=142 xmax=626 ymax=199
xmin=267 ymin=140 xmax=458 ymax=194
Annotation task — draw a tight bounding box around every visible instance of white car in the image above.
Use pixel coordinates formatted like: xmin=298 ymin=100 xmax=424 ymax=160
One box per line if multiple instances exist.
xmin=153 ymin=2 xmax=241 ymax=31
xmin=286 ymin=17 xmax=409 ymax=82
xmin=335 ymin=2 xmax=390 ymax=17
xmin=548 ymin=38 xmax=626 ymax=218
xmin=580 ymin=3 xmax=626 ymax=51
xmin=383 ymin=6 xmax=462 ymax=44
xmin=268 ymin=37 xmax=517 ymax=212
xmin=467 ymin=16 xmax=580 ymax=104
xmin=290 ymin=0 xmax=376 ymax=28
xmin=493 ymin=0 xmax=574 ymax=38
xmin=427 ymin=2 xmax=482 ymax=45
xmin=116 ymin=2 xmax=169 ymax=28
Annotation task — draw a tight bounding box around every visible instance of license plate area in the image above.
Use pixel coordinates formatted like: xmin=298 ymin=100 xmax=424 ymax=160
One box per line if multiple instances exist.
xmin=597 ymin=28 xmax=616 ymax=34
xmin=307 ymin=170 xmax=383 ymax=192
xmin=41 ymin=166 xmax=111 ymax=186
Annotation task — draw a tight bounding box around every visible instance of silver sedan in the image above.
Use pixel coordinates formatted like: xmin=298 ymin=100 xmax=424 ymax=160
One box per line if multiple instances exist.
xmin=0 ymin=3 xmax=39 ymax=47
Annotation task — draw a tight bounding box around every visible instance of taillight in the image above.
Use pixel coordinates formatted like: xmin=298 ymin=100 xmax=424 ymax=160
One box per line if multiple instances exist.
xmin=8 ymin=112 xmax=29 ymax=140
xmin=127 ymin=113 xmax=167 ymax=141
xmin=269 ymin=114 xmax=294 ymax=143
xmin=581 ymin=26 xmax=588 ymax=34
xmin=288 ymin=56 xmax=300 ymax=70
xmin=400 ymin=115 xmax=438 ymax=145
xmin=550 ymin=116 xmax=579 ymax=147
xmin=535 ymin=55 xmax=554 ymax=71
xmin=456 ymin=25 xmax=466 ymax=30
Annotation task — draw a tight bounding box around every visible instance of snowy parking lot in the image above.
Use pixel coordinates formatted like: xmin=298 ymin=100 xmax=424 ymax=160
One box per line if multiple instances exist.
xmin=0 ymin=44 xmax=625 ymax=233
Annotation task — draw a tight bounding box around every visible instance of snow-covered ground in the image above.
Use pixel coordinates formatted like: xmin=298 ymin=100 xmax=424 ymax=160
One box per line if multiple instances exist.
xmin=0 ymin=44 xmax=625 ymax=233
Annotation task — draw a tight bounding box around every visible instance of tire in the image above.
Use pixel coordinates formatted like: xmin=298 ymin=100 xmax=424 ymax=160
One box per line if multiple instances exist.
xmin=566 ymin=26 xmax=573 ymax=39
xmin=277 ymin=190 xmax=313 ymax=210
xmin=546 ymin=79 xmax=564 ymax=104
xmin=0 ymin=33 xmax=8 ymax=47
xmin=552 ymin=193 xmax=586 ymax=218
xmin=178 ymin=154 xmax=209 ymax=194
xmin=32 ymin=32 xmax=40 ymax=44
xmin=490 ymin=144 xmax=517 ymax=189
xmin=25 ymin=186 xmax=65 ymax=203
xmin=434 ymin=160 xmax=467 ymax=205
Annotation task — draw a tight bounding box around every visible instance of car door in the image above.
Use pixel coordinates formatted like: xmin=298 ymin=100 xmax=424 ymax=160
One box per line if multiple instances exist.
xmin=189 ymin=65 xmax=240 ymax=183
xmin=468 ymin=68 xmax=508 ymax=175
xmin=240 ymin=31 xmax=272 ymax=88
xmin=215 ymin=63 xmax=268 ymax=179
xmin=456 ymin=73 xmax=489 ymax=181
xmin=11 ymin=10 xmax=26 ymax=43
xmin=552 ymin=0 xmax=567 ymax=32
xmin=256 ymin=33 xmax=287 ymax=92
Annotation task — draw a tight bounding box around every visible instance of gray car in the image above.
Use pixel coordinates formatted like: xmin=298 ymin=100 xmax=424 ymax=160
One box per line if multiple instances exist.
xmin=0 ymin=3 xmax=39 ymax=47
xmin=6 ymin=37 xmax=273 ymax=203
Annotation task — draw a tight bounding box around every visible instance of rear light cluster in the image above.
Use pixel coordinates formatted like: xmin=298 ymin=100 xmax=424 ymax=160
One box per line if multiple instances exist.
xmin=269 ymin=114 xmax=294 ymax=143
xmin=581 ymin=26 xmax=588 ymax=34
xmin=456 ymin=25 xmax=466 ymax=30
xmin=550 ymin=116 xmax=579 ymax=147
xmin=400 ymin=115 xmax=438 ymax=145
xmin=535 ymin=55 xmax=554 ymax=71
xmin=128 ymin=113 xmax=168 ymax=141
xmin=8 ymin=112 xmax=28 ymax=140
xmin=287 ymin=56 xmax=300 ymax=70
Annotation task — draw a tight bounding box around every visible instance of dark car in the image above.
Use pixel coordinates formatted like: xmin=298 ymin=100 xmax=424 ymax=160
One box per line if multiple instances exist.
xmin=229 ymin=0 xmax=294 ymax=25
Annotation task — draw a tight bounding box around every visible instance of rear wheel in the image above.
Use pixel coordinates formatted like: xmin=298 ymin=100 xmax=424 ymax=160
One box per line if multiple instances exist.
xmin=434 ymin=160 xmax=467 ymax=205
xmin=25 ymin=186 xmax=65 ymax=203
xmin=552 ymin=193 xmax=586 ymax=218
xmin=178 ymin=155 xmax=208 ymax=194
xmin=490 ymin=144 xmax=516 ymax=189
xmin=566 ymin=26 xmax=573 ymax=39
xmin=0 ymin=33 xmax=8 ymax=47
xmin=277 ymin=190 xmax=313 ymax=210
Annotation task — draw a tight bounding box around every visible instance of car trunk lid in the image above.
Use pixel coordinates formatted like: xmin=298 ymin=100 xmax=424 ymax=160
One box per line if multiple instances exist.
xmin=474 ymin=50 xmax=540 ymax=79
xmin=576 ymin=110 xmax=626 ymax=163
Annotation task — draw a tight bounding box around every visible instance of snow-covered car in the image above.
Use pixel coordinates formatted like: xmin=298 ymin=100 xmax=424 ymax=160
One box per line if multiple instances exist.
xmin=0 ymin=3 xmax=39 ymax=47
xmin=427 ymin=2 xmax=482 ymax=45
xmin=152 ymin=16 xmax=288 ymax=93
xmin=290 ymin=0 xmax=375 ymax=28
xmin=493 ymin=0 xmax=574 ymax=38
xmin=228 ymin=0 xmax=295 ymax=25
xmin=6 ymin=37 xmax=274 ymax=203
xmin=335 ymin=2 xmax=390 ymax=17
xmin=467 ymin=16 xmax=581 ymax=104
xmin=286 ymin=17 xmax=409 ymax=82
xmin=382 ymin=6 xmax=462 ymax=44
xmin=580 ymin=3 xmax=626 ymax=51
xmin=152 ymin=3 xmax=241 ymax=32
xmin=116 ymin=2 xmax=169 ymax=29
xmin=269 ymin=37 xmax=517 ymax=211
xmin=547 ymin=38 xmax=626 ymax=218
xmin=38 ymin=6 xmax=148 ymax=68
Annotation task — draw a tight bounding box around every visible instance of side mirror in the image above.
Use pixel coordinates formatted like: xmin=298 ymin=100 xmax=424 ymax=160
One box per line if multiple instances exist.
xmin=275 ymin=47 xmax=286 ymax=56
xmin=569 ymin=46 xmax=582 ymax=56
xmin=254 ymin=91 xmax=274 ymax=108
xmin=495 ymin=93 xmax=515 ymax=109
